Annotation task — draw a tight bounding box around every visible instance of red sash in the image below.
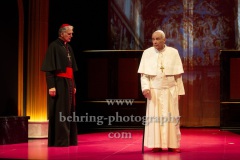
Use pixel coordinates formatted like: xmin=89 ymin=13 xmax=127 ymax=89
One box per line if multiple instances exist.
xmin=55 ymin=67 xmax=73 ymax=79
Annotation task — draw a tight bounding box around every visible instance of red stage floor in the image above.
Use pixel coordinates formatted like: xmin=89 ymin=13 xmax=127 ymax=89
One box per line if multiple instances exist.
xmin=0 ymin=128 xmax=240 ymax=160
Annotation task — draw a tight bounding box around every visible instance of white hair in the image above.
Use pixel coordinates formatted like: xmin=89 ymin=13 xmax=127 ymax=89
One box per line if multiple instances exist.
xmin=58 ymin=25 xmax=73 ymax=36
xmin=154 ymin=30 xmax=165 ymax=38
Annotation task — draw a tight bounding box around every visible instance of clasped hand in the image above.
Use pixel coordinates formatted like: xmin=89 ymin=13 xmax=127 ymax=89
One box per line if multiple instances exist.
xmin=49 ymin=87 xmax=76 ymax=97
xmin=143 ymin=89 xmax=151 ymax=100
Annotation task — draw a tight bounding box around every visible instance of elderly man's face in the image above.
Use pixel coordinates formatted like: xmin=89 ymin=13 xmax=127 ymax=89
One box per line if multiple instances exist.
xmin=152 ymin=32 xmax=166 ymax=51
xmin=60 ymin=28 xmax=73 ymax=43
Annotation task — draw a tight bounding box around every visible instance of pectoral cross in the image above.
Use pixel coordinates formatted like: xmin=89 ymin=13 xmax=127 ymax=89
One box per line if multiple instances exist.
xmin=158 ymin=53 xmax=164 ymax=73
xmin=67 ymin=53 xmax=71 ymax=61
xmin=160 ymin=65 xmax=164 ymax=72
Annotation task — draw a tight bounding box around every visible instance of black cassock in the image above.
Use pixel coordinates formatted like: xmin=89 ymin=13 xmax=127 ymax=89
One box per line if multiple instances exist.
xmin=41 ymin=38 xmax=78 ymax=146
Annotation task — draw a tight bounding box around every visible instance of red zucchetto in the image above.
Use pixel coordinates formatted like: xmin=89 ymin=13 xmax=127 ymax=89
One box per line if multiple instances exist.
xmin=60 ymin=24 xmax=71 ymax=28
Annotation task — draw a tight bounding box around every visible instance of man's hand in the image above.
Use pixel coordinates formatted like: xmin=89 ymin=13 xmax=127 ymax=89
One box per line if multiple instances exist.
xmin=49 ymin=87 xmax=56 ymax=97
xmin=74 ymin=88 xmax=76 ymax=94
xmin=143 ymin=89 xmax=151 ymax=100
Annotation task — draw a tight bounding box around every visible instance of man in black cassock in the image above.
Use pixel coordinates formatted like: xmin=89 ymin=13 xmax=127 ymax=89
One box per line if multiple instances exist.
xmin=41 ymin=24 xmax=78 ymax=147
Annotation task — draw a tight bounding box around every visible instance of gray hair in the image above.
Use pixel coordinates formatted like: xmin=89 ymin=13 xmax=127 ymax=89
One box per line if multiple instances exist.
xmin=58 ymin=25 xmax=73 ymax=36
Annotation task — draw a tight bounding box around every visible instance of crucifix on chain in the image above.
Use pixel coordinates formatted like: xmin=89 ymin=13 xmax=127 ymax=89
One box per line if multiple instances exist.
xmin=160 ymin=65 xmax=164 ymax=72
xmin=67 ymin=53 xmax=71 ymax=61
xmin=159 ymin=53 xmax=164 ymax=72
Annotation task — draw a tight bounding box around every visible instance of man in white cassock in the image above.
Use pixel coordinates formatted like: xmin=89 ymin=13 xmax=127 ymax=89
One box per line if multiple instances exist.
xmin=138 ymin=30 xmax=185 ymax=153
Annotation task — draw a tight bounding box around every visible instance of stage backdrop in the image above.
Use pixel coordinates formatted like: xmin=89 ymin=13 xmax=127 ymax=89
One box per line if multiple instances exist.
xmin=108 ymin=0 xmax=237 ymax=127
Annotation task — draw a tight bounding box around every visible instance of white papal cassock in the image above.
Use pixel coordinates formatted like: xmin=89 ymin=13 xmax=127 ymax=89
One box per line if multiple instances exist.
xmin=138 ymin=46 xmax=185 ymax=148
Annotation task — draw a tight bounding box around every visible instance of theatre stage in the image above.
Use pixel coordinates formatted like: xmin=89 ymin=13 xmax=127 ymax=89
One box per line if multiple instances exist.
xmin=0 ymin=128 xmax=239 ymax=160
